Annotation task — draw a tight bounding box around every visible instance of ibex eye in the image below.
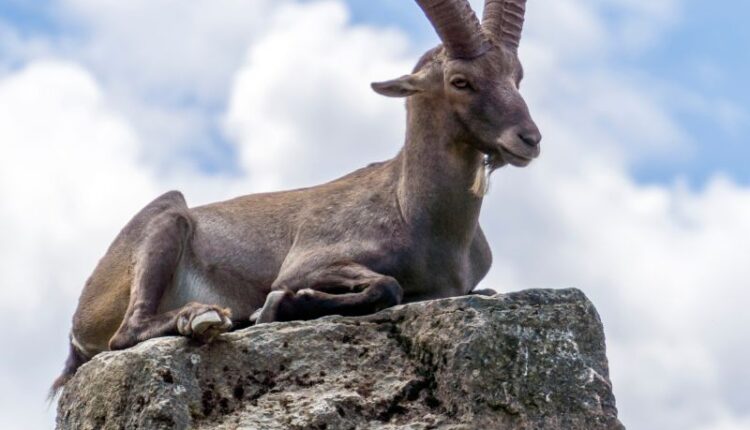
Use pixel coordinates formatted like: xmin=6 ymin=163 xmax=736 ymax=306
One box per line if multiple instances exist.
xmin=451 ymin=77 xmax=470 ymax=90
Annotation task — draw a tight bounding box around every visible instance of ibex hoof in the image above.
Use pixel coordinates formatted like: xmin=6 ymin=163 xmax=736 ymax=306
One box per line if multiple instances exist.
xmin=248 ymin=308 xmax=263 ymax=324
xmin=177 ymin=305 xmax=232 ymax=342
xmin=253 ymin=290 xmax=292 ymax=325
xmin=192 ymin=311 xmax=223 ymax=334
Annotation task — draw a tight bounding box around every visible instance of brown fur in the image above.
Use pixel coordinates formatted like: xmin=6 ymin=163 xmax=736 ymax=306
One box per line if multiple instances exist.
xmin=52 ymin=0 xmax=541 ymax=397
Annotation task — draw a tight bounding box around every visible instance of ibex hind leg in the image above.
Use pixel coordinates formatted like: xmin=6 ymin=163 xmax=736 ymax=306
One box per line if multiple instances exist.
xmin=108 ymin=197 xmax=231 ymax=350
xmin=254 ymin=263 xmax=403 ymax=324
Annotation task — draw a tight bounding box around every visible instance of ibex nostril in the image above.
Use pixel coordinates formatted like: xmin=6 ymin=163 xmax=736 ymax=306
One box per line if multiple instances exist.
xmin=519 ymin=130 xmax=542 ymax=147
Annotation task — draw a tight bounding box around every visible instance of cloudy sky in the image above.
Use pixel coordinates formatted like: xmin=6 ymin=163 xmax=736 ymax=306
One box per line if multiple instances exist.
xmin=1 ymin=0 xmax=748 ymax=428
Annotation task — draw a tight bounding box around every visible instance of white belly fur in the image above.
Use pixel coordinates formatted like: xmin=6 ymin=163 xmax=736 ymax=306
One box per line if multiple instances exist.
xmin=157 ymin=264 xmax=229 ymax=314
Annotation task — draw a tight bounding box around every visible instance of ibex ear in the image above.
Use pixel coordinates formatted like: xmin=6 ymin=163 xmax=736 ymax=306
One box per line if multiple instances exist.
xmin=371 ymin=74 xmax=424 ymax=98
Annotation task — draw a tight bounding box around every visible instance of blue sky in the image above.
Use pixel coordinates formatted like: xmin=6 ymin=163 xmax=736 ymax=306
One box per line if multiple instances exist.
xmin=624 ymin=0 xmax=750 ymax=186
xmin=1 ymin=1 xmax=749 ymax=429
xmin=0 ymin=0 xmax=66 ymax=44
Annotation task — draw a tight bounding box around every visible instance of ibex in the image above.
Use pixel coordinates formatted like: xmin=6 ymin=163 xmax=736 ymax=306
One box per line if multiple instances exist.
xmin=52 ymin=0 xmax=540 ymax=395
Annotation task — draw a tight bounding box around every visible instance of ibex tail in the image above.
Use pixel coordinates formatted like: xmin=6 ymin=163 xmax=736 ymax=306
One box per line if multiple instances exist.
xmin=48 ymin=334 xmax=90 ymax=401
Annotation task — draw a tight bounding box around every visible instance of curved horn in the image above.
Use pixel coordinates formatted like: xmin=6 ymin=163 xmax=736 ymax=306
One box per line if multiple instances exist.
xmin=415 ymin=0 xmax=489 ymax=59
xmin=482 ymin=0 xmax=527 ymax=50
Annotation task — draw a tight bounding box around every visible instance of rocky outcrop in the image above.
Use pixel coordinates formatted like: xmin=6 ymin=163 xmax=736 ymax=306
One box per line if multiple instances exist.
xmin=56 ymin=289 xmax=624 ymax=429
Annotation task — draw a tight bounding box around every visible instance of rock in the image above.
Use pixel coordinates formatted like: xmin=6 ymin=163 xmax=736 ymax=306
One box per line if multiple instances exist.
xmin=56 ymin=289 xmax=624 ymax=429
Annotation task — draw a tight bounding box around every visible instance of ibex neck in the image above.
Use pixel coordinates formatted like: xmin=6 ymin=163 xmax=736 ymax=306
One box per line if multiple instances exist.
xmin=396 ymin=101 xmax=485 ymax=244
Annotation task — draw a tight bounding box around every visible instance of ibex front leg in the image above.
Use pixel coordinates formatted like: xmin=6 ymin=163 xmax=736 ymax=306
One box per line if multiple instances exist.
xmin=254 ymin=263 xmax=403 ymax=324
xmin=108 ymin=207 xmax=231 ymax=350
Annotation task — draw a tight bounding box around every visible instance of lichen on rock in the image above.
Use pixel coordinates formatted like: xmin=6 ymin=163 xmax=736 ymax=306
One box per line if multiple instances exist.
xmin=56 ymin=288 xmax=624 ymax=429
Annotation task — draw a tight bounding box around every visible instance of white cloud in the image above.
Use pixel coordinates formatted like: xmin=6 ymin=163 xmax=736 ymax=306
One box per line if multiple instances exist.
xmin=225 ymin=0 xmax=412 ymax=192
xmin=523 ymin=0 xmax=610 ymax=58
xmin=602 ymin=0 xmax=683 ymax=51
xmin=482 ymin=162 xmax=750 ymax=429
xmin=0 ymin=60 xmax=158 ymax=428
xmin=0 ymin=61 xmax=157 ymax=310
xmin=697 ymin=414 xmax=750 ymax=430
xmin=60 ymin=0 xmax=279 ymax=105
xmin=51 ymin=0 xmax=287 ymax=173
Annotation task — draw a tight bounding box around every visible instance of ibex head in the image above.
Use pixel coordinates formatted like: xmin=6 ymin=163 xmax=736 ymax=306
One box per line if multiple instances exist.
xmin=372 ymin=0 xmax=540 ymax=171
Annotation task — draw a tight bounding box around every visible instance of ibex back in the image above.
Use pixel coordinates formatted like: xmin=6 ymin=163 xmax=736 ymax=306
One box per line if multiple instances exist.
xmin=52 ymin=0 xmax=540 ymax=396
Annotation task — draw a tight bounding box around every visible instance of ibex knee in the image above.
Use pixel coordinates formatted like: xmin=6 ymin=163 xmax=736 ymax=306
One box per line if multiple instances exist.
xmin=144 ymin=211 xmax=193 ymax=243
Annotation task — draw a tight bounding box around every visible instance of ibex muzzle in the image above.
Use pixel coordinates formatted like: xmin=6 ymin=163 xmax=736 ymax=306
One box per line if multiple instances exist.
xmin=52 ymin=0 xmax=539 ymax=398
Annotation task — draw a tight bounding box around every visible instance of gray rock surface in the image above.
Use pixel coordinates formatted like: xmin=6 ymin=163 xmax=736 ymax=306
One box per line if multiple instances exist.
xmin=56 ymin=289 xmax=624 ymax=429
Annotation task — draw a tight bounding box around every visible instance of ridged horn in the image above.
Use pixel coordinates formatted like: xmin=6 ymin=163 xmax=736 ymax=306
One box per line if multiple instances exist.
xmin=415 ymin=0 xmax=489 ymax=59
xmin=482 ymin=0 xmax=527 ymax=50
